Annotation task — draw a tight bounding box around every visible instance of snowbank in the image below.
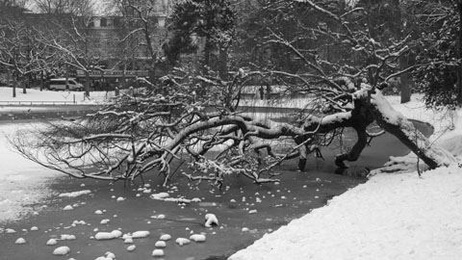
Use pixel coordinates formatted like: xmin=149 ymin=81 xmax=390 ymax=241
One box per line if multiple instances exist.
xmin=230 ymin=166 xmax=462 ymax=260
xmin=230 ymin=95 xmax=462 ymax=260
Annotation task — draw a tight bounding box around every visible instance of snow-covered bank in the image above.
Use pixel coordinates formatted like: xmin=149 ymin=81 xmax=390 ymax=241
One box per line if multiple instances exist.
xmin=0 ymin=122 xmax=58 ymax=223
xmin=230 ymin=94 xmax=462 ymax=260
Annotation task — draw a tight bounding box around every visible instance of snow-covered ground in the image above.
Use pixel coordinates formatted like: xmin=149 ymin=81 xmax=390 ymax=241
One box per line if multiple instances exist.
xmin=230 ymin=95 xmax=462 ymax=259
xmin=0 ymin=87 xmax=114 ymax=104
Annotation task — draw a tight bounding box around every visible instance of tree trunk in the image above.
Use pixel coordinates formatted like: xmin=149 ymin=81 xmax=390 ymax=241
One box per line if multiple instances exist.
xmin=457 ymin=0 xmax=462 ymax=104
xmin=369 ymin=90 xmax=457 ymax=168
xmin=23 ymin=75 xmax=27 ymax=94
xmin=399 ymin=56 xmax=411 ymax=104
xmin=218 ymin=44 xmax=228 ymax=80
xmin=40 ymin=71 xmax=44 ymax=91
xmin=84 ymin=71 xmax=90 ymax=98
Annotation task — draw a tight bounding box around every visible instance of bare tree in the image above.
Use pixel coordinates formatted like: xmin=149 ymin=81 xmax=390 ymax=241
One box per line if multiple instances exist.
xmin=0 ymin=6 xmax=56 ymax=96
xmin=33 ymin=0 xmax=95 ymax=16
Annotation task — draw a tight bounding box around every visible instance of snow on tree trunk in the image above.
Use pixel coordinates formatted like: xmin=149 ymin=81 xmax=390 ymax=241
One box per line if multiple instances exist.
xmin=369 ymin=90 xmax=457 ymax=168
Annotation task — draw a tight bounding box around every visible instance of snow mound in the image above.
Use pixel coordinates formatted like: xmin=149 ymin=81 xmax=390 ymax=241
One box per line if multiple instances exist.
xmin=150 ymin=192 xmax=170 ymax=200
xmin=204 ymin=213 xmax=219 ymax=227
xmin=159 ymin=234 xmax=172 ymax=241
xmin=15 ymin=237 xmax=26 ymax=244
xmin=5 ymin=228 xmax=16 ymax=233
xmin=189 ymin=234 xmax=206 ymax=242
xmin=152 ymin=249 xmax=165 ymax=257
xmin=175 ymin=237 xmax=191 ymax=246
xmin=60 ymin=234 xmax=76 ymax=240
xmin=127 ymin=245 xmax=136 ymax=252
xmin=63 ymin=205 xmax=74 ymax=211
xmin=52 ymin=246 xmax=70 ymax=256
xmin=131 ymin=230 xmax=150 ymax=238
xmin=154 ymin=240 xmax=167 ymax=248
xmin=94 ymin=230 xmax=122 ymax=240
xmin=46 ymin=238 xmax=58 ymax=246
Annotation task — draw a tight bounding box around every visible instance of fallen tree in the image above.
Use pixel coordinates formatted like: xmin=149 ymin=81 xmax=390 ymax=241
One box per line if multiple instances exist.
xmin=11 ymin=75 xmax=457 ymax=186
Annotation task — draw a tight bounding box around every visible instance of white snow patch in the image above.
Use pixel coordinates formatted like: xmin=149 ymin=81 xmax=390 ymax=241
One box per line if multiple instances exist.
xmin=52 ymin=246 xmax=70 ymax=256
xmin=149 ymin=192 xmax=170 ymax=200
xmin=15 ymin=237 xmax=26 ymax=244
xmin=60 ymin=234 xmax=76 ymax=240
xmin=126 ymin=245 xmax=136 ymax=252
xmin=159 ymin=234 xmax=172 ymax=241
xmin=94 ymin=210 xmax=103 ymax=215
xmin=131 ymin=230 xmax=150 ymax=238
xmin=5 ymin=228 xmax=16 ymax=234
xmin=63 ymin=205 xmax=74 ymax=211
xmin=189 ymin=234 xmax=206 ymax=242
xmin=154 ymin=240 xmax=167 ymax=248
xmin=152 ymin=249 xmax=165 ymax=257
xmin=94 ymin=230 xmax=122 ymax=240
xmin=204 ymin=213 xmax=219 ymax=227
xmin=58 ymin=190 xmax=91 ymax=198
xmin=175 ymin=237 xmax=191 ymax=246
xmin=46 ymin=238 xmax=58 ymax=246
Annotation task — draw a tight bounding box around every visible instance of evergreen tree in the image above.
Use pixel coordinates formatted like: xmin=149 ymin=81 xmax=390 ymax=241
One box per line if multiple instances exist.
xmin=163 ymin=0 xmax=236 ymax=77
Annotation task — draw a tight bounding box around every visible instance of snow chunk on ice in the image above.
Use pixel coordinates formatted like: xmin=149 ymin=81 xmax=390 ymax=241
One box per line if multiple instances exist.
xmin=151 ymin=214 xmax=166 ymax=219
xmin=175 ymin=237 xmax=191 ymax=246
xmin=58 ymin=190 xmax=91 ymax=198
xmin=105 ymin=252 xmax=116 ymax=259
xmin=204 ymin=213 xmax=219 ymax=227
xmin=15 ymin=237 xmax=26 ymax=244
xmin=127 ymin=245 xmax=136 ymax=252
xmin=30 ymin=226 xmax=38 ymax=231
xmin=116 ymin=197 xmax=125 ymax=202
xmin=152 ymin=249 xmax=165 ymax=257
xmin=60 ymin=234 xmax=76 ymax=240
xmin=150 ymin=192 xmax=170 ymax=200
xmin=52 ymin=246 xmax=70 ymax=255
xmin=132 ymin=230 xmax=150 ymax=238
xmin=100 ymin=219 xmax=110 ymax=225
xmin=94 ymin=230 xmax=122 ymax=240
xmin=189 ymin=234 xmax=206 ymax=242
xmin=5 ymin=228 xmax=16 ymax=234
xmin=63 ymin=205 xmax=74 ymax=211
xmin=155 ymin=240 xmax=167 ymax=248
xmin=94 ymin=210 xmax=103 ymax=215
xmin=46 ymin=238 xmax=58 ymax=246
xmin=159 ymin=234 xmax=172 ymax=241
